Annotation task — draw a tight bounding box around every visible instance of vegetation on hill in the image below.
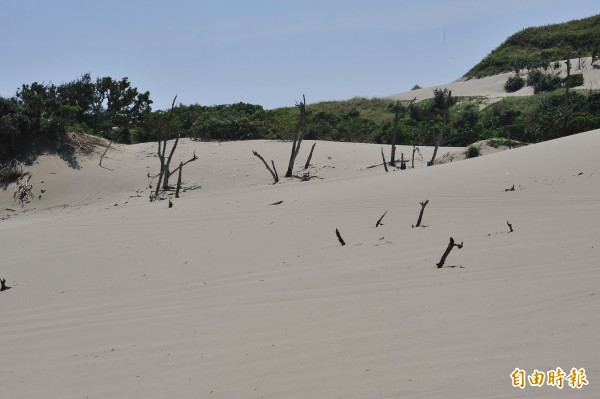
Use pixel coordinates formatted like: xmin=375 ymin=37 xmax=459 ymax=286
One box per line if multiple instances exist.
xmin=466 ymin=14 xmax=600 ymax=78
xmin=0 ymin=73 xmax=151 ymax=160
xmin=2 ymin=79 xmax=600 ymax=172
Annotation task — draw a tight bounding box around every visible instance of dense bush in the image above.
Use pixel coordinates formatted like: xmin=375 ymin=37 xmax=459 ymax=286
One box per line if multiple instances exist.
xmin=505 ymin=75 xmax=525 ymax=92
xmin=563 ymin=73 xmax=584 ymax=87
xmin=526 ymin=70 xmax=562 ymax=93
xmin=0 ymin=74 xmax=152 ymax=158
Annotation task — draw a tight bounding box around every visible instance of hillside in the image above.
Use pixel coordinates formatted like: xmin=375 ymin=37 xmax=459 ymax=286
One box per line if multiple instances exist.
xmin=465 ymin=14 xmax=600 ymax=79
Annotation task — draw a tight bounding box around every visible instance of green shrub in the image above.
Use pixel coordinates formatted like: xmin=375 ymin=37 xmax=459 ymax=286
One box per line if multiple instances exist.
xmin=465 ymin=144 xmax=480 ymax=158
xmin=527 ymin=70 xmax=562 ymax=93
xmin=0 ymin=163 xmax=22 ymax=188
xmin=563 ymin=73 xmax=584 ymax=87
xmin=505 ymin=75 xmax=525 ymax=92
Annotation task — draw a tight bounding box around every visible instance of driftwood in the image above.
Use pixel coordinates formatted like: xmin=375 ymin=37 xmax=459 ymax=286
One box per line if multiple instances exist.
xmin=269 ymin=200 xmax=283 ymax=206
xmin=507 ymin=221 xmax=514 ymax=233
xmin=0 ymin=278 xmax=11 ymax=291
xmin=376 ymin=211 xmax=388 ymax=227
xmin=335 ymin=228 xmax=346 ymax=246
xmin=505 ymin=184 xmax=515 ymax=192
xmin=253 ymin=150 xmax=279 ymax=184
xmin=381 ymin=148 xmax=388 ymax=172
xmin=436 ymin=237 xmax=463 ymax=268
xmin=299 ymin=172 xmax=322 ymax=181
xmin=304 ymin=142 xmax=316 ymax=169
xmin=413 ymin=200 xmax=429 ymax=228
xmin=13 ymin=172 xmax=34 ymax=207
xmin=99 ymin=140 xmax=113 ymax=168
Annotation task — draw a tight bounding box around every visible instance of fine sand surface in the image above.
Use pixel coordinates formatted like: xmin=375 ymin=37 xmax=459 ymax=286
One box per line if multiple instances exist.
xmin=388 ymin=57 xmax=600 ymax=103
xmin=1 ymin=131 xmax=599 ymax=398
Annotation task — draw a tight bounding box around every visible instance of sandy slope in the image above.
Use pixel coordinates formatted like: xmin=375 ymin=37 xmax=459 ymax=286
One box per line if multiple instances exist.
xmin=388 ymin=57 xmax=600 ymax=103
xmin=0 ymin=131 xmax=599 ymax=398
xmin=0 ymin=139 xmax=452 ymax=223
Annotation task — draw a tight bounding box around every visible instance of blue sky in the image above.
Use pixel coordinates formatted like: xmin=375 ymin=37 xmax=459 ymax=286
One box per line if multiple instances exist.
xmin=1 ymin=0 xmax=598 ymax=109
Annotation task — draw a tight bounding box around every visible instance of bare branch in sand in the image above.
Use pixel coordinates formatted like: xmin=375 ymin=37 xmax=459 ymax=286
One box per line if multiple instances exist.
xmin=412 ymin=146 xmax=422 ymax=169
xmin=381 ymin=148 xmax=388 ymax=172
xmin=253 ymin=150 xmax=279 ymax=184
xmin=151 ymin=96 xmax=198 ymax=201
xmin=99 ymin=140 xmax=113 ymax=169
xmin=413 ymin=200 xmax=429 ymax=228
xmin=285 ymin=95 xmax=308 ymax=178
xmin=436 ymin=237 xmax=463 ymax=268
xmin=175 ymin=162 xmax=183 ymax=198
xmin=336 ymin=228 xmax=346 ymax=246
xmin=304 ymin=142 xmax=316 ymax=170
xmin=376 ymin=211 xmax=388 ymax=227
xmin=0 ymin=278 xmax=11 ymax=291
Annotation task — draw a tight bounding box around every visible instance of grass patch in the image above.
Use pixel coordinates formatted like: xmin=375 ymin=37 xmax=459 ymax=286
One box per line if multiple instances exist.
xmin=465 ymin=144 xmax=480 ymax=158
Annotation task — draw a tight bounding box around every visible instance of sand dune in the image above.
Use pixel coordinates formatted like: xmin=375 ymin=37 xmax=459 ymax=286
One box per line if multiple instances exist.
xmin=388 ymin=57 xmax=600 ymax=103
xmin=1 ymin=131 xmax=599 ymax=398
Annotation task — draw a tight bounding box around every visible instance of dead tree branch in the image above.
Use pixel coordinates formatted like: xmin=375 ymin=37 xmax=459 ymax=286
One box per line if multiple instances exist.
xmin=505 ymin=184 xmax=515 ymax=192
xmin=507 ymin=221 xmax=513 ymax=233
xmin=0 ymin=278 xmax=11 ymax=291
xmin=99 ymin=140 xmax=113 ymax=168
xmin=304 ymin=142 xmax=316 ymax=169
xmin=381 ymin=147 xmax=388 ymax=172
xmin=436 ymin=237 xmax=463 ymax=268
xmin=13 ymin=172 xmax=34 ymax=207
xmin=335 ymin=228 xmax=346 ymax=246
xmin=412 ymin=146 xmax=422 ymax=169
xmin=151 ymin=96 xmax=199 ymax=201
xmin=175 ymin=162 xmax=183 ymax=198
xmin=428 ymin=89 xmax=454 ymax=166
xmin=285 ymin=95 xmax=307 ymax=178
xmin=376 ymin=211 xmax=388 ymax=227
xmin=168 ymin=150 xmax=198 ymax=178
xmin=413 ymin=200 xmax=429 ymax=228
xmin=253 ymin=150 xmax=279 ymax=184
